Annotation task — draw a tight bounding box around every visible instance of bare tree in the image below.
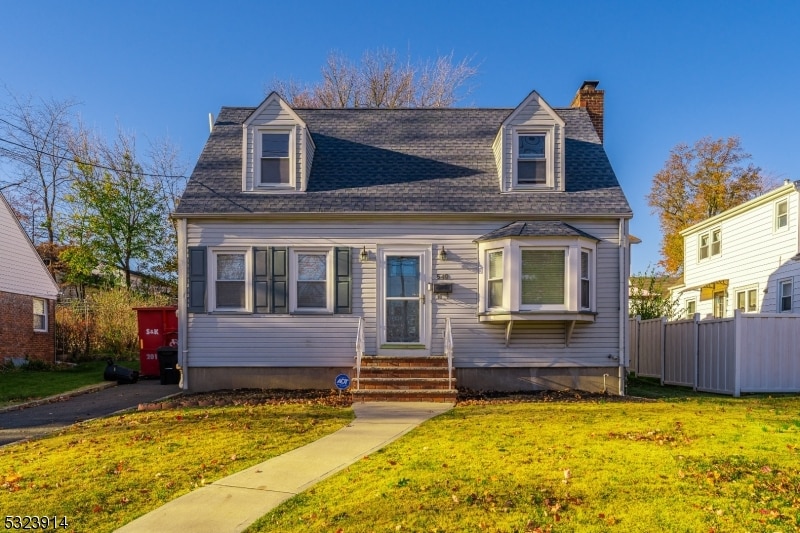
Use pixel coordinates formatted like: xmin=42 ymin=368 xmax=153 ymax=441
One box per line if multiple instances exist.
xmin=268 ymin=48 xmax=478 ymax=108
xmin=0 ymin=91 xmax=79 ymax=245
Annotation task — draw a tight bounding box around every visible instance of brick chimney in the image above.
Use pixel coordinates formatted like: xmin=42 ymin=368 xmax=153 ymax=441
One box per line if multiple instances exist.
xmin=570 ymin=81 xmax=604 ymax=143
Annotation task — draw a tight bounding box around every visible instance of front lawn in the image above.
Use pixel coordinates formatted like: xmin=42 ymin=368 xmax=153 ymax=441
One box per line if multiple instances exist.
xmin=250 ymin=393 xmax=800 ymax=532
xmin=0 ymin=360 xmax=138 ymax=407
xmin=0 ymin=400 xmax=354 ymax=532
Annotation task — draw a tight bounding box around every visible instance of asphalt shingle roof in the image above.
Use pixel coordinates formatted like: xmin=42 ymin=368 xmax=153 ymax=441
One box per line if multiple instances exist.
xmin=174 ymin=106 xmax=631 ymax=217
xmin=475 ymin=221 xmax=601 ymax=242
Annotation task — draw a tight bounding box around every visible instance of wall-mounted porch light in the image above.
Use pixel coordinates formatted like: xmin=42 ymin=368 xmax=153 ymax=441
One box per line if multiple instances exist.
xmin=360 ymin=246 xmax=369 ymax=262
xmin=438 ymin=246 xmax=448 ymax=262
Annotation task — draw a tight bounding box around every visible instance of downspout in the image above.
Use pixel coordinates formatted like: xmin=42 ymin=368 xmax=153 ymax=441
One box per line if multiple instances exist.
xmin=618 ymin=217 xmax=629 ymax=395
xmin=176 ymin=218 xmax=189 ymax=390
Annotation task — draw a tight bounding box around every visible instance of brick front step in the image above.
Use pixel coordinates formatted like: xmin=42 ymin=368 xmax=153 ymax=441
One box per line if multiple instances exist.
xmin=352 ymin=389 xmax=458 ymax=403
xmin=359 ymin=356 xmax=449 ymax=368
xmin=358 ymin=367 xmax=452 ymax=378
xmin=354 ymin=377 xmax=455 ymax=390
xmin=353 ymin=356 xmax=455 ymax=402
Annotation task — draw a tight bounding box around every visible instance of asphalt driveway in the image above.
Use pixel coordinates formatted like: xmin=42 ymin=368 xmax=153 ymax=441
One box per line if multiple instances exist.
xmin=0 ymin=379 xmax=180 ymax=446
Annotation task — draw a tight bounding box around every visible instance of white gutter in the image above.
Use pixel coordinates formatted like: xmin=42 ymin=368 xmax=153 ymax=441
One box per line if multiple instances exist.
xmin=618 ymin=217 xmax=629 ymax=395
xmin=176 ymin=218 xmax=189 ymax=390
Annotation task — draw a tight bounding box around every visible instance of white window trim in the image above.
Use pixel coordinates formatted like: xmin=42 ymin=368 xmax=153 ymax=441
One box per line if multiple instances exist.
xmin=209 ymin=248 xmax=252 ymax=313
xmin=778 ymin=278 xmax=793 ymax=313
xmin=289 ymin=248 xmax=334 ymax=313
xmin=486 ymin=249 xmax=505 ymax=311
xmin=255 ymin=127 xmax=296 ymax=189
xmin=478 ymin=237 xmax=596 ymax=313
xmin=734 ymin=285 xmax=759 ymax=313
xmin=33 ymin=297 xmax=47 ymax=332
xmin=685 ymin=298 xmax=697 ymax=318
xmin=511 ymin=127 xmax=556 ymax=190
xmin=698 ymin=228 xmax=721 ymax=261
xmin=775 ymin=199 xmax=789 ymax=232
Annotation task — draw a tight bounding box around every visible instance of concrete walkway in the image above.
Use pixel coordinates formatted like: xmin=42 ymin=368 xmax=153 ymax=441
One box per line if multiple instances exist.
xmin=115 ymin=402 xmax=453 ymax=533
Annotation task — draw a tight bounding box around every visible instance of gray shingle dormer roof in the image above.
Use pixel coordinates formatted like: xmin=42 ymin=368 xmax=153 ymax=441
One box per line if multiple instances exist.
xmin=475 ymin=221 xmax=601 ymax=242
xmin=174 ymin=106 xmax=631 ymax=217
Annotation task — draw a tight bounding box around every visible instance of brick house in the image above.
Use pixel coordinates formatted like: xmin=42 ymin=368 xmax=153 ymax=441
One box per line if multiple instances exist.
xmin=0 ymin=192 xmax=59 ymax=363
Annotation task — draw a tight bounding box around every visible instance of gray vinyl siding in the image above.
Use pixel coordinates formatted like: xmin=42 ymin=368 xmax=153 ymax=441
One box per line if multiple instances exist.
xmin=185 ymin=218 xmax=622 ymax=369
xmin=680 ymin=188 xmax=800 ymax=317
xmin=0 ymin=195 xmax=59 ymax=298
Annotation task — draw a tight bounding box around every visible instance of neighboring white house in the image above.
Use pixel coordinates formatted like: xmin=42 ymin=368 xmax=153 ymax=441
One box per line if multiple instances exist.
xmin=0 ymin=192 xmax=60 ymax=362
xmin=671 ymin=181 xmax=800 ymax=318
xmin=172 ymin=81 xmax=633 ymax=396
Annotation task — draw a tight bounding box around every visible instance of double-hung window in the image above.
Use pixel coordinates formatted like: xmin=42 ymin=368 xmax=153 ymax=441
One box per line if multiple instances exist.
xmin=775 ymin=200 xmax=788 ymax=231
xmin=211 ymin=250 xmax=249 ymax=311
xmin=33 ymin=298 xmax=47 ymax=332
xmin=580 ymin=250 xmax=591 ymax=310
xmin=685 ymin=299 xmax=697 ymax=318
xmin=779 ymin=279 xmax=793 ymax=312
xmin=258 ymin=131 xmax=292 ymax=186
xmin=487 ymin=251 xmax=504 ymax=309
xmin=292 ymin=249 xmax=333 ymax=313
xmin=698 ymin=229 xmax=721 ymax=261
xmin=516 ymin=134 xmax=547 ymax=186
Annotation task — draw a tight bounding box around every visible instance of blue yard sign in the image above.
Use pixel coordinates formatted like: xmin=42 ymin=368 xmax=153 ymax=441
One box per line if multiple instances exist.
xmin=335 ymin=374 xmax=351 ymax=390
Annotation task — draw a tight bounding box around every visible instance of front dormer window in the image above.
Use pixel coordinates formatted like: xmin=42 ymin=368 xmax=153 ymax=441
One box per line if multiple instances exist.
xmin=517 ymin=134 xmax=546 ymax=185
xmin=258 ymin=130 xmax=293 ymax=186
xmin=512 ymin=129 xmax=554 ymax=189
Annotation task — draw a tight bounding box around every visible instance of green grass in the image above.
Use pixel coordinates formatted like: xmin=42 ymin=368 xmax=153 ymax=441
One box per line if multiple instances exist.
xmin=0 ymin=360 xmax=139 ymax=407
xmin=249 ymin=393 xmax=800 ymax=532
xmin=0 ymin=403 xmax=354 ymax=532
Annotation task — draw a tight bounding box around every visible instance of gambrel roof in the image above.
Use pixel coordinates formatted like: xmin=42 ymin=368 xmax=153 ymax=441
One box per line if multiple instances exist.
xmin=174 ymin=106 xmax=631 ymax=217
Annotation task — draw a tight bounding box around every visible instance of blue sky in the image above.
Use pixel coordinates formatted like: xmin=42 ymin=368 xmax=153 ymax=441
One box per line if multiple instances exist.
xmin=2 ymin=0 xmax=799 ymax=273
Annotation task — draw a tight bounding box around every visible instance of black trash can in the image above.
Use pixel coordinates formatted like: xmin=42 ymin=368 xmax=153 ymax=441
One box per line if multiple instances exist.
xmin=104 ymin=359 xmax=140 ymax=384
xmin=157 ymin=347 xmax=180 ymax=385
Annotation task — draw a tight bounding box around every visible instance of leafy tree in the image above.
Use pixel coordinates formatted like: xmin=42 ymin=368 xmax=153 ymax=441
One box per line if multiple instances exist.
xmin=66 ymin=130 xmax=163 ymax=289
xmin=269 ymin=48 xmax=478 ymax=108
xmin=0 ymin=91 xmax=78 ymax=247
xmin=647 ymin=136 xmax=769 ymax=274
xmin=629 ymin=268 xmax=680 ymax=320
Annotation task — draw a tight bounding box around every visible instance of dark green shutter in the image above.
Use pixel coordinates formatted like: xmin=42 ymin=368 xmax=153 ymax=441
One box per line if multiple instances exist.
xmin=334 ymin=247 xmax=352 ymax=314
xmin=270 ymin=247 xmax=288 ymax=313
xmin=254 ymin=248 xmax=269 ymax=313
xmin=187 ymin=247 xmax=207 ymax=313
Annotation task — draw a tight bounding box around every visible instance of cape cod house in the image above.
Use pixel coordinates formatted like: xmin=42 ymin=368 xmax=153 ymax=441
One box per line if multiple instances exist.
xmin=173 ymin=81 xmax=633 ymax=397
xmin=0 ymin=192 xmax=60 ymax=363
xmin=671 ymin=181 xmax=800 ymax=318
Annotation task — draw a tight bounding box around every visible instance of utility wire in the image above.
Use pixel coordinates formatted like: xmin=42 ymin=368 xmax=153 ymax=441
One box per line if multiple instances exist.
xmin=0 ymin=117 xmax=190 ymax=180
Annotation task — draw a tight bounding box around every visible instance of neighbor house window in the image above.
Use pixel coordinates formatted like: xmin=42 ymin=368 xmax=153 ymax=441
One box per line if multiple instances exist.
xmin=33 ymin=298 xmax=47 ymax=332
xmin=775 ymin=199 xmax=788 ymax=230
xmin=735 ymin=287 xmax=758 ymax=313
xmin=258 ymin=131 xmax=292 ymax=185
xmin=698 ymin=229 xmax=721 ymax=260
xmin=211 ymin=250 xmax=249 ymax=311
xmin=290 ymin=249 xmax=333 ymax=313
xmin=487 ymin=251 xmax=504 ymax=308
xmin=521 ymin=249 xmax=566 ymax=307
xmin=685 ymin=299 xmax=696 ymax=318
xmin=713 ymin=291 xmax=726 ymax=318
xmin=779 ymin=279 xmax=793 ymax=312
xmin=710 ymin=229 xmax=721 ymax=256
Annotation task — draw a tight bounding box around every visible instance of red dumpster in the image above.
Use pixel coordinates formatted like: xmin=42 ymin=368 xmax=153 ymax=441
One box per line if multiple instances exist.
xmin=134 ymin=307 xmax=178 ymax=378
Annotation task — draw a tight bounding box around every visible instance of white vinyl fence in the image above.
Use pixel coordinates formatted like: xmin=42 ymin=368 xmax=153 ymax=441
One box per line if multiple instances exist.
xmin=628 ymin=311 xmax=800 ymax=396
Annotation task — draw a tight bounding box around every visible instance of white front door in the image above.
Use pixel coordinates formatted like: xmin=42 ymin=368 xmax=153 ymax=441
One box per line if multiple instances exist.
xmin=378 ymin=247 xmax=430 ymax=354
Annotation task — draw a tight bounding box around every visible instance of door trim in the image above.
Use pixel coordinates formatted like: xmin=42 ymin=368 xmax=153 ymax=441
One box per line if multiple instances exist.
xmin=376 ymin=246 xmax=431 ymax=355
